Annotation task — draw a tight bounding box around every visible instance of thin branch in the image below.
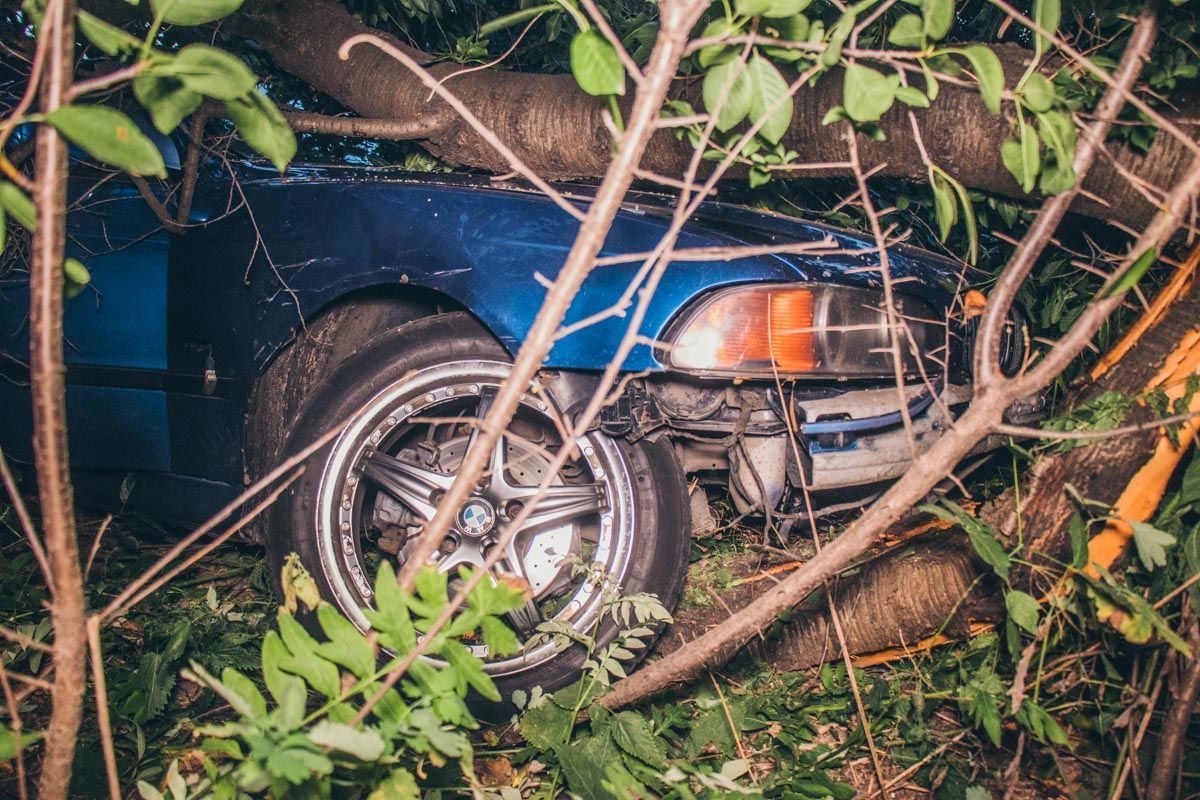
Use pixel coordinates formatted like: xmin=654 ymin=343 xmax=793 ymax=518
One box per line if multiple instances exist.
xmin=282 ymin=109 xmax=440 ymax=141
xmin=995 ymin=409 xmax=1200 ymax=441
xmin=86 ymin=618 xmax=121 ymax=800
xmin=338 ymin=34 xmax=586 ymax=222
xmin=0 ymin=449 xmax=52 ymax=593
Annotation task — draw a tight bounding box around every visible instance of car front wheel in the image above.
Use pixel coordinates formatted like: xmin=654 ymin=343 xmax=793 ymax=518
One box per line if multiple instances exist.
xmin=264 ymin=311 xmax=690 ymax=699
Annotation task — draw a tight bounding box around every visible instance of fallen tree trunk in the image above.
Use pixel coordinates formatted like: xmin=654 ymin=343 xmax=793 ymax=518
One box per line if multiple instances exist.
xmin=225 ymin=0 xmax=1197 ymax=229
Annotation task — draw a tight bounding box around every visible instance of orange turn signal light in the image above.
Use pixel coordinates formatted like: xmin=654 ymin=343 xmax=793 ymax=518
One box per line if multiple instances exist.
xmin=669 ymin=287 xmax=817 ymax=373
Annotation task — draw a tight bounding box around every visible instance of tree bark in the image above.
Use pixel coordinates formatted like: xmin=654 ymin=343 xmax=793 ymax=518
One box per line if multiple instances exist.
xmin=221 ymin=0 xmax=1199 ymax=228
xmin=30 ymin=1 xmax=88 ymax=799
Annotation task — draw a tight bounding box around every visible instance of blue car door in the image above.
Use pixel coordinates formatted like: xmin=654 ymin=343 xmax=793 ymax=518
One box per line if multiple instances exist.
xmin=0 ymin=132 xmax=179 ymax=472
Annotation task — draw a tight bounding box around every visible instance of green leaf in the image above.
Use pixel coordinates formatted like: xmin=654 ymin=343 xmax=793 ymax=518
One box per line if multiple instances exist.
xmin=77 ymin=11 xmax=140 ymax=56
xmin=315 ymin=603 xmax=375 ymax=677
xmin=480 ymin=615 xmax=520 ymax=658
xmin=137 ymin=781 xmax=165 ymax=800
xmin=736 ymin=0 xmax=811 ymax=16
xmin=1128 ymin=520 xmax=1175 ymax=570
xmin=1184 ymin=525 xmax=1200 ymax=614
xmin=697 ymin=18 xmax=739 ymax=68
xmin=930 ymin=172 xmax=957 ymax=241
xmin=702 ymin=59 xmax=753 ymax=132
xmin=1182 ymin=452 xmax=1200 ymax=505
xmin=307 ymin=720 xmax=385 ymax=761
xmin=0 ymin=727 xmax=40 ymax=762
xmin=1033 ymin=0 xmax=1060 ymax=59
xmin=369 ymin=769 xmax=420 ymax=800
xmin=888 ymin=13 xmax=924 ymax=48
xmin=64 ymin=258 xmax=91 ymax=298
xmin=921 ymin=0 xmax=954 ymax=40
xmin=46 ymin=105 xmax=166 ymax=177
xmin=960 ymin=45 xmax=1003 ymax=114
xmin=276 ymin=613 xmax=341 ymax=698
xmin=746 ymin=55 xmax=793 ymax=143
xmin=133 ymin=73 xmax=203 ymax=135
xmin=0 ymin=182 xmax=35 ymax=231
xmin=925 ymin=501 xmax=1010 ymax=580
xmin=1021 ymin=72 xmax=1055 ymax=112
xmin=570 ymin=29 xmax=625 ymax=97
xmin=266 ymin=745 xmax=332 ymax=785
xmin=821 ymin=10 xmax=855 ymax=66
xmin=1001 ymin=120 xmax=1039 ymax=193
xmin=150 ymin=0 xmax=244 ymax=26
xmin=1069 ymin=514 xmax=1089 ymax=570
xmin=843 ymin=63 xmax=895 ymax=122
xmin=1036 ymin=108 xmax=1076 ymax=164
xmin=157 ymin=44 xmax=257 ymax=100
xmin=220 ymin=666 xmax=267 ymax=718
xmin=225 ymin=91 xmax=296 ymax=173
xmin=1103 ymin=248 xmax=1156 ymax=298
xmin=1005 ymin=590 xmax=1040 ymax=633
xmin=610 ymin=711 xmax=666 ymax=768
xmin=894 ymin=85 xmax=929 ymax=108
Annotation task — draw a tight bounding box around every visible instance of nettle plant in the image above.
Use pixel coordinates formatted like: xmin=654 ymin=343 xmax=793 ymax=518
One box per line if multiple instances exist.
xmin=552 ymin=0 xmax=1086 ymax=266
xmin=141 ymin=560 xmax=526 ymax=799
xmin=1 ymin=0 xmax=295 ymax=292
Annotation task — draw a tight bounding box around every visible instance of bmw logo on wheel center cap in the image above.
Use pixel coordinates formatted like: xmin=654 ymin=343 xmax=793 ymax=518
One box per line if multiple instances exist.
xmin=457 ymin=498 xmax=496 ymax=537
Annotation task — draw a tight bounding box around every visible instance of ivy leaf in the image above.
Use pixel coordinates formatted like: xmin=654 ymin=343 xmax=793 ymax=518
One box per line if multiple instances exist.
xmin=843 ymin=63 xmax=895 ymax=122
xmin=746 ymin=55 xmax=792 ymax=143
xmin=570 ymin=29 xmax=625 ymax=97
xmin=1069 ymin=514 xmax=1090 ymax=570
xmin=149 ymin=0 xmax=244 ymax=27
xmin=46 ymin=105 xmax=166 ymax=177
xmin=133 ymin=73 xmax=203 ymax=135
xmin=702 ymin=59 xmax=752 ymax=132
xmin=156 ymin=44 xmax=258 ymax=100
xmin=921 ymin=0 xmax=954 ymax=41
xmin=1033 ymin=0 xmax=1060 ymax=59
xmin=225 ymin=90 xmax=296 ymax=173
xmin=888 ymin=13 xmax=924 ymax=48
xmin=1128 ymin=520 xmax=1175 ymax=570
xmin=1005 ymin=590 xmax=1040 ymax=634
xmin=960 ymin=45 xmax=1003 ymax=114
xmin=308 ymin=721 xmax=385 ymax=761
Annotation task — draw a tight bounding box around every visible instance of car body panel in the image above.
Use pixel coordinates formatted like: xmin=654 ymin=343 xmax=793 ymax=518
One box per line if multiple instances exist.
xmin=0 ymin=164 xmax=971 ymax=517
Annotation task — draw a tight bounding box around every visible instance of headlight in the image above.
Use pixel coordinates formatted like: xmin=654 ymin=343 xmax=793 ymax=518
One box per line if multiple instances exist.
xmin=662 ymin=283 xmax=944 ymax=379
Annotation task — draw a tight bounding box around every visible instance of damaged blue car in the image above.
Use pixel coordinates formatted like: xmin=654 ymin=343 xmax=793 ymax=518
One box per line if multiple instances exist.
xmin=0 ymin=128 xmax=1032 ymax=696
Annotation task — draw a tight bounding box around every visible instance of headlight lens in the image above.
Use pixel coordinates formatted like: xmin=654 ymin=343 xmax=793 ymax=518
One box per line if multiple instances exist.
xmin=663 ymin=283 xmax=944 ymax=378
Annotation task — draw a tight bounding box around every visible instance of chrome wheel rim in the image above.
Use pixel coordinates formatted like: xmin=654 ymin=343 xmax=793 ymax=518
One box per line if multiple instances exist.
xmin=314 ymin=360 xmax=636 ymax=677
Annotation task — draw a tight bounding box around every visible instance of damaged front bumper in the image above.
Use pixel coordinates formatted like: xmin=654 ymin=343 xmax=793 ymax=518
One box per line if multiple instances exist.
xmin=577 ymin=372 xmax=1044 ymax=517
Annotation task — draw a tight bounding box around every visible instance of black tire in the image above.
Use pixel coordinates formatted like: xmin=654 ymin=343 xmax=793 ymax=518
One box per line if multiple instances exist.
xmin=259 ymin=311 xmax=690 ymax=701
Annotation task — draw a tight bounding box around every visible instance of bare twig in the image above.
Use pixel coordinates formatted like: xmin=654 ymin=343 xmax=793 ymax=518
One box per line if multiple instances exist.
xmin=1146 ymin=622 xmax=1200 ymax=800
xmin=86 ymin=618 xmax=121 ymax=800
xmin=0 ymin=449 xmax=52 ymax=592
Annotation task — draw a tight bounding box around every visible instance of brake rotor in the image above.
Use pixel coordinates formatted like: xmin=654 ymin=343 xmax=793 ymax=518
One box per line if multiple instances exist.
xmin=370 ymin=433 xmax=580 ymax=600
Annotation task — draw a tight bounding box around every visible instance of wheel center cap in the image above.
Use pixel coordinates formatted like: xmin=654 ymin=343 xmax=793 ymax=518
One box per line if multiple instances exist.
xmin=457 ymin=497 xmax=496 ymax=537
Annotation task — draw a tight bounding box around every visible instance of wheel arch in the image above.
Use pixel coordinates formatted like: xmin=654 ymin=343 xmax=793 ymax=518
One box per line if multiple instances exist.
xmin=244 ymin=285 xmax=507 ymax=507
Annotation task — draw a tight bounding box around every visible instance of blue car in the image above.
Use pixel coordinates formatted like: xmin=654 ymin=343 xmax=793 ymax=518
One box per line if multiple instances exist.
xmin=0 ymin=127 xmax=1028 ymax=696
